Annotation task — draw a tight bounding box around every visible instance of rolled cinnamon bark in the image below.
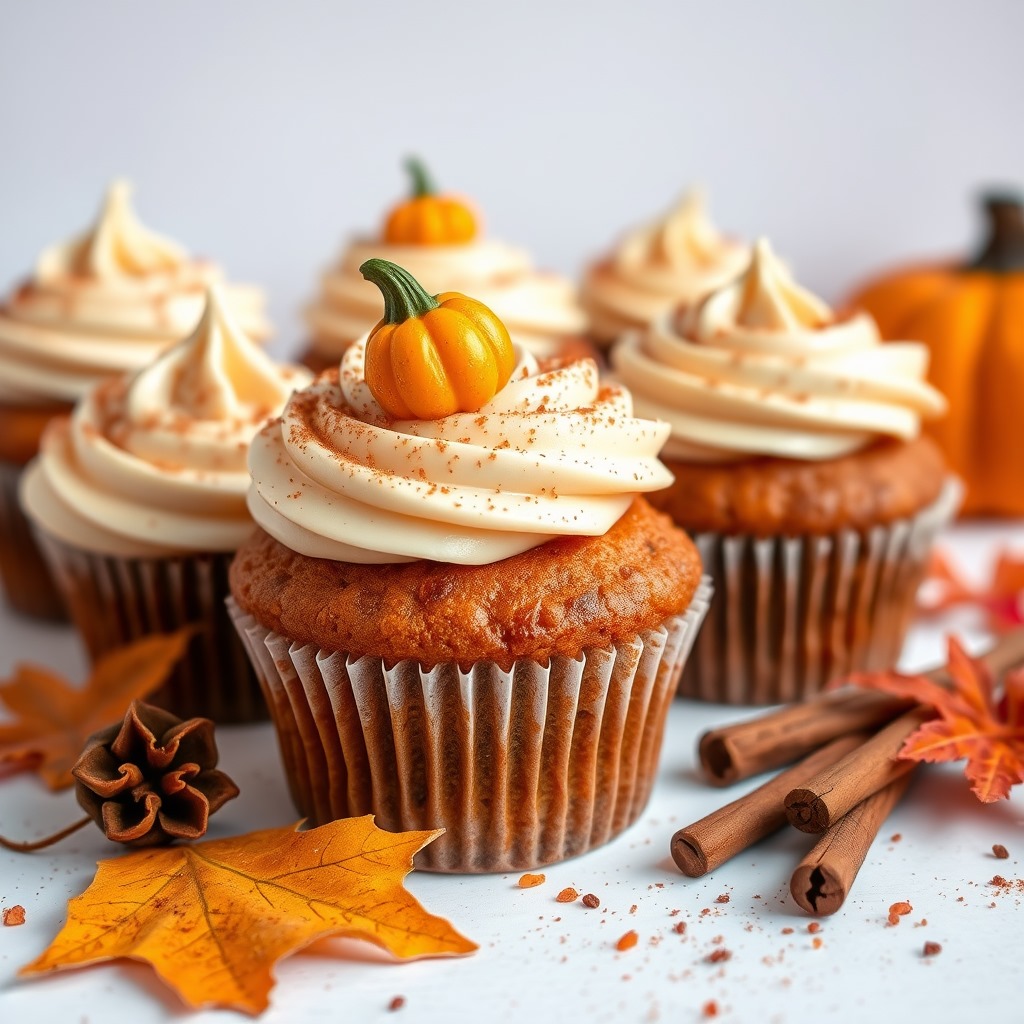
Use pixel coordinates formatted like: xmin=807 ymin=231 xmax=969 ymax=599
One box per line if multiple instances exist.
xmin=790 ymin=771 xmax=914 ymax=916
xmin=784 ymin=708 xmax=930 ymax=833
xmin=671 ymin=732 xmax=866 ymax=877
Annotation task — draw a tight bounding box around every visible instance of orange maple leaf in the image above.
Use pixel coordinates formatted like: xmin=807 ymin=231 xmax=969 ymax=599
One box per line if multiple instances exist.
xmin=21 ymin=816 xmax=477 ymax=1015
xmin=920 ymin=549 xmax=1024 ymax=631
xmin=852 ymin=637 xmax=1024 ymax=802
xmin=0 ymin=628 xmax=195 ymax=790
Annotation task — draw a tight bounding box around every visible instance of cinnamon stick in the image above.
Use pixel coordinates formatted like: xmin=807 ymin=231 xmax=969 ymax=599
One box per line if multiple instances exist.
xmin=698 ymin=628 xmax=1024 ymax=786
xmin=671 ymin=732 xmax=866 ymax=877
xmin=784 ymin=708 xmax=931 ymax=833
xmin=790 ymin=771 xmax=914 ymax=916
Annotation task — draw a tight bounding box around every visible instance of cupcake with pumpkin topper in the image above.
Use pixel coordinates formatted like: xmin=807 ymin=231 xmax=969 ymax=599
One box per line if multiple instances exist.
xmin=302 ymin=158 xmax=588 ymax=372
xmin=845 ymin=191 xmax=1024 ymax=517
xmin=611 ymin=239 xmax=958 ymax=706
xmin=230 ymin=258 xmax=710 ymax=872
xmin=20 ymin=287 xmax=309 ymax=723
xmin=0 ymin=180 xmax=269 ymax=619
xmin=582 ymin=188 xmax=751 ymax=348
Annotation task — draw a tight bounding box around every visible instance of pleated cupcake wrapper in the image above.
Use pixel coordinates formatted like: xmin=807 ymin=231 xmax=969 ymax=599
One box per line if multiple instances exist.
xmin=0 ymin=459 xmax=67 ymax=620
xmin=33 ymin=528 xmax=266 ymax=724
xmin=679 ymin=478 xmax=962 ymax=706
xmin=227 ymin=577 xmax=712 ymax=873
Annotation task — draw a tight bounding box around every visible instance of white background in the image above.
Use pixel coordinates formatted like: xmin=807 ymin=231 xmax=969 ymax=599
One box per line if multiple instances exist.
xmin=2 ymin=1 xmax=1024 ymax=355
xmin=3 ymin=4 xmax=1024 ymax=1022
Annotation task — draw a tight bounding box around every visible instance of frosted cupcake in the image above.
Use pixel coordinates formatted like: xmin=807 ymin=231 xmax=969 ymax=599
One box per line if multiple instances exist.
xmin=21 ymin=287 xmax=309 ymax=723
xmin=611 ymin=239 xmax=957 ymax=705
xmin=230 ymin=259 xmax=710 ymax=872
xmin=0 ymin=181 xmax=269 ymax=618
xmin=583 ymin=189 xmax=750 ymax=348
xmin=302 ymin=159 xmax=588 ymax=370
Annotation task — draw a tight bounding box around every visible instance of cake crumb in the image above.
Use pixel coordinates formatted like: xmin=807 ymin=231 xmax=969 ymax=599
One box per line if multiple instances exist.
xmin=518 ymin=873 xmax=545 ymax=889
xmin=388 ymin=996 xmax=406 ymax=1011
xmin=555 ymin=887 xmax=579 ymax=904
xmin=2 ymin=906 xmax=25 ymax=927
xmin=807 ymin=922 xmax=821 ymax=934
xmin=923 ymin=942 xmax=942 ymax=957
xmin=673 ymin=921 xmax=687 ymax=936
xmin=703 ymin=1001 xmax=719 ymax=1018
xmin=582 ymin=893 xmax=601 ymax=909
xmin=715 ymin=894 xmax=730 ymax=904
xmin=888 ymin=901 xmax=913 ymax=925
xmin=706 ymin=948 xmax=732 ymax=964
xmin=993 ymin=844 xmax=1010 ymax=860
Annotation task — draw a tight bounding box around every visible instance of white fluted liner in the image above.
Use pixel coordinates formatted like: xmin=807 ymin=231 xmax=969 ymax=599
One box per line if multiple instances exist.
xmin=228 ymin=578 xmax=711 ymax=873
xmin=680 ymin=479 xmax=961 ymax=705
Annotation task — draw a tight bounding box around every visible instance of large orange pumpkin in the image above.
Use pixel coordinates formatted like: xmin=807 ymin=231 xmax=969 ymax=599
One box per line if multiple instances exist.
xmin=847 ymin=193 xmax=1024 ymax=516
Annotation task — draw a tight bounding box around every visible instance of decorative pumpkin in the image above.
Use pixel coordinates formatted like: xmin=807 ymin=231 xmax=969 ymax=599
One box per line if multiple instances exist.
xmin=383 ymin=158 xmax=478 ymax=245
xmin=359 ymin=258 xmax=515 ymax=419
xmin=847 ymin=192 xmax=1024 ymax=516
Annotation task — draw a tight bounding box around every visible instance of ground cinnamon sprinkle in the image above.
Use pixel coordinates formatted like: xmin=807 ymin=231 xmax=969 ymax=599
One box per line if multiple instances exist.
xmin=923 ymin=942 xmax=942 ymax=957
xmin=388 ymin=995 xmax=406 ymax=1011
xmin=2 ymin=906 xmax=25 ymax=926
xmin=993 ymin=844 xmax=1010 ymax=859
xmin=582 ymin=893 xmax=600 ymax=909
xmin=706 ymin=948 xmax=732 ymax=963
xmin=555 ymin=887 xmax=579 ymax=904
xmin=518 ymin=873 xmax=546 ymax=888
xmin=616 ymin=930 xmax=639 ymax=952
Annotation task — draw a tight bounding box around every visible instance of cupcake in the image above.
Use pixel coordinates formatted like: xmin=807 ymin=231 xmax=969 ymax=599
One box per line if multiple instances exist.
xmin=302 ymin=158 xmax=588 ymax=371
xmin=611 ymin=239 xmax=958 ymax=705
xmin=230 ymin=259 xmax=710 ymax=872
xmin=20 ymin=287 xmax=309 ymax=723
xmin=0 ymin=180 xmax=269 ymax=619
xmin=582 ymin=188 xmax=750 ymax=349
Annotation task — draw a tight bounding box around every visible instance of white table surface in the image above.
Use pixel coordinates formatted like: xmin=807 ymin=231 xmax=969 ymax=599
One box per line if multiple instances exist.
xmin=1 ymin=522 xmax=1022 ymax=1024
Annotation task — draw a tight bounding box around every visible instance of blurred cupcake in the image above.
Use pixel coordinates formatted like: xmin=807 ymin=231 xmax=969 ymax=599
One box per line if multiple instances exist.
xmin=231 ymin=259 xmax=710 ymax=872
xmin=611 ymin=239 xmax=957 ymax=705
xmin=302 ymin=158 xmax=588 ymax=371
xmin=0 ymin=180 xmax=269 ymax=619
xmin=20 ymin=287 xmax=309 ymax=723
xmin=583 ymin=188 xmax=750 ymax=348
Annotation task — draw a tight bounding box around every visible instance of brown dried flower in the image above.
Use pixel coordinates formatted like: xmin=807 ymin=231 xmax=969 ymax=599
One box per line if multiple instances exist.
xmin=72 ymin=700 xmax=239 ymax=847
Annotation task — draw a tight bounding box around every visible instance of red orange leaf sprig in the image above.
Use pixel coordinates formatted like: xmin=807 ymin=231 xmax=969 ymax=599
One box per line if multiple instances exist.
xmin=852 ymin=637 xmax=1024 ymax=802
xmin=919 ymin=549 xmax=1024 ymax=631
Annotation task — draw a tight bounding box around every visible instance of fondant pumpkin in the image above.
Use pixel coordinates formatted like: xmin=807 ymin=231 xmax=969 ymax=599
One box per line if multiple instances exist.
xmin=359 ymin=258 xmax=515 ymax=420
xmin=847 ymin=193 xmax=1024 ymax=516
xmin=383 ymin=158 xmax=477 ymax=245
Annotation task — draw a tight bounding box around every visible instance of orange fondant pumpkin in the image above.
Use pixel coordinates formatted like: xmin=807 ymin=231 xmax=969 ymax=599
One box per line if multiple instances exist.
xmin=359 ymin=258 xmax=515 ymax=420
xmin=383 ymin=158 xmax=477 ymax=245
xmin=847 ymin=193 xmax=1024 ymax=516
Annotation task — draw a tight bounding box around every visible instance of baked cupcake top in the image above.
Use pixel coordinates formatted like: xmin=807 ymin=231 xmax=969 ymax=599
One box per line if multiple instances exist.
xmin=583 ymin=189 xmax=750 ymax=345
xmin=21 ymin=287 xmax=310 ymax=557
xmin=304 ymin=159 xmax=586 ymax=361
xmin=0 ymin=181 xmax=270 ymax=408
xmin=611 ymin=239 xmax=947 ymax=463
xmin=250 ymin=259 xmax=673 ymax=566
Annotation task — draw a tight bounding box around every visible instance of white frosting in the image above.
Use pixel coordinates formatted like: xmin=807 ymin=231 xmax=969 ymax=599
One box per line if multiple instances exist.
xmin=0 ymin=181 xmax=270 ymax=407
xmin=306 ymin=238 xmax=586 ymax=360
xmin=610 ymin=239 xmax=947 ymax=462
xmin=583 ymin=189 xmax=751 ymax=344
xmin=21 ymin=288 xmax=311 ymax=557
xmin=248 ymin=338 xmax=673 ymax=565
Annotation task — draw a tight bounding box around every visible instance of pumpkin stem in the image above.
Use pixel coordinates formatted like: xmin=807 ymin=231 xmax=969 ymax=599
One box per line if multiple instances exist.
xmin=360 ymin=258 xmax=440 ymax=323
xmin=969 ymin=192 xmax=1024 ymax=272
xmin=405 ymin=157 xmax=436 ymax=199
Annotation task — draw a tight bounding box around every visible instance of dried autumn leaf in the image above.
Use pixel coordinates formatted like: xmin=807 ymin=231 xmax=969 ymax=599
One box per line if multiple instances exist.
xmin=0 ymin=628 xmax=195 ymax=790
xmin=920 ymin=548 xmax=1024 ymax=630
xmin=21 ymin=816 xmax=475 ymax=1015
xmin=853 ymin=637 xmax=1024 ymax=802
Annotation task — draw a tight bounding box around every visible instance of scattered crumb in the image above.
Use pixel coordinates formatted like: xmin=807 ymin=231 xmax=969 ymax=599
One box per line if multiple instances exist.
xmin=706 ymin=948 xmax=732 ymax=964
xmin=703 ymin=1001 xmax=719 ymax=1018
xmin=388 ymin=996 xmax=406 ymax=1012
xmin=2 ymin=906 xmax=25 ymax=927
xmin=812 ymin=937 xmax=823 ymax=949
xmin=781 ymin=927 xmax=794 ymax=935
xmin=673 ymin=921 xmax=687 ymax=936
xmin=993 ymin=844 xmax=1010 ymax=860
xmin=518 ymin=873 xmax=545 ymax=889
xmin=888 ymin=901 xmax=913 ymax=925
xmin=582 ymin=893 xmax=600 ymax=909
xmin=923 ymin=942 xmax=942 ymax=957
xmin=630 ymin=904 xmax=638 ymax=915
xmin=715 ymin=894 xmax=730 ymax=905
xmin=616 ymin=930 xmax=639 ymax=952
xmin=555 ymin=887 xmax=579 ymax=904
xmin=891 ymin=833 xmax=902 ymax=842
xmin=807 ymin=922 xmax=821 ymax=934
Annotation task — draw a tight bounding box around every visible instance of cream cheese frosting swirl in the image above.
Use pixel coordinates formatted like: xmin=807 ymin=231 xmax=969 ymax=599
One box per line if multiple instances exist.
xmin=0 ymin=181 xmax=270 ymax=407
xmin=583 ymin=189 xmax=751 ymax=345
xmin=306 ymin=238 xmax=586 ymax=360
xmin=248 ymin=339 xmax=673 ymax=565
xmin=611 ymin=239 xmax=947 ymax=463
xmin=20 ymin=287 xmax=311 ymax=557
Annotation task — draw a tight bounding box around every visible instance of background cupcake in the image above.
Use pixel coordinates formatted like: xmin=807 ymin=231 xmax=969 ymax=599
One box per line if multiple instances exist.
xmin=302 ymin=159 xmax=588 ymax=370
xmin=0 ymin=180 xmax=269 ymax=619
xmin=231 ymin=259 xmax=710 ymax=872
xmin=582 ymin=188 xmax=750 ymax=349
xmin=611 ymin=239 xmax=957 ymax=705
xmin=20 ymin=287 xmax=309 ymax=723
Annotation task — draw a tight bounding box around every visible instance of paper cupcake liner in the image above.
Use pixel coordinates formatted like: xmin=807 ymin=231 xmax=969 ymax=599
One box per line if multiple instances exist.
xmin=34 ymin=529 xmax=266 ymax=724
xmin=0 ymin=459 xmax=68 ymax=620
xmin=227 ymin=578 xmax=711 ymax=873
xmin=679 ymin=479 xmax=962 ymax=706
